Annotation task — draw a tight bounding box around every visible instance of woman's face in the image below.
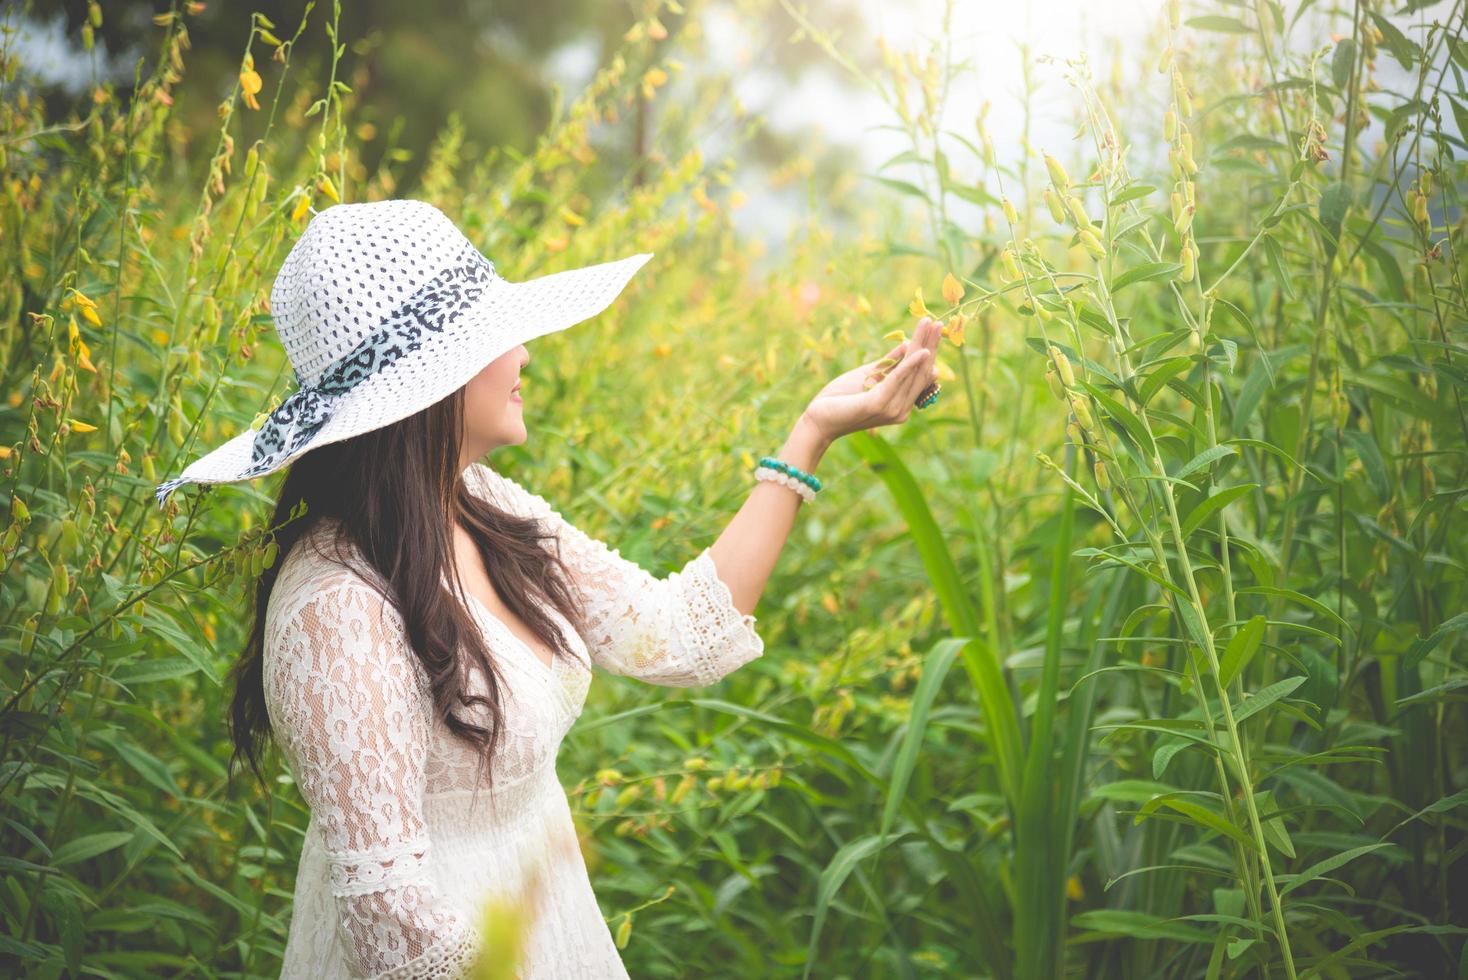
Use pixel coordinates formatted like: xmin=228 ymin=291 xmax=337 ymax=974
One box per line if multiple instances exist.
xmin=460 ymin=343 xmax=529 ymax=470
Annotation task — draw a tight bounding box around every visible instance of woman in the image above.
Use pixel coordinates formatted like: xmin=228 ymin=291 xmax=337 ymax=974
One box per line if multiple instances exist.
xmin=154 ymin=200 xmax=942 ymax=979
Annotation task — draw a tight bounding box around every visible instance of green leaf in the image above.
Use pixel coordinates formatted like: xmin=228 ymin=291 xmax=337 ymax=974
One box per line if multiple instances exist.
xmin=1368 ymin=12 xmax=1419 ymax=70
xmin=1139 ymin=794 xmax=1257 ymax=852
xmin=1404 ymin=611 xmax=1468 ymax=670
xmin=1186 ymin=15 xmax=1250 ymax=34
xmin=113 ymin=737 xmax=181 ymax=799
xmin=879 ymin=638 xmax=964 ymax=841
xmin=51 ymin=831 xmax=135 ymax=866
xmin=1112 ymin=262 xmax=1183 ymax=293
xmin=1232 ymin=676 xmax=1307 ymax=726
xmin=1072 ymin=909 xmax=1213 ymax=943
xmin=1182 ymin=484 xmax=1258 ymax=538
xmin=1093 ymin=780 xmax=1179 ymax=804
xmin=1235 ymin=586 xmax=1353 ymax=634
xmin=1318 ymin=181 xmax=1350 ymax=252
xmin=803 ymin=831 xmax=918 ymax=979
xmin=1113 ymin=184 xmax=1156 ymax=206
xmin=141 ymin=605 xmax=221 ymax=686
xmin=1331 ymin=38 xmax=1355 ymax=90
xmin=1175 ymin=445 xmax=1238 ymax=481
xmin=1218 ymin=615 xmax=1266 ymax=688
xmin=1277 ymin=843 xmax=1398 ymax=897
xmin=1081 ymin=382 xmax=1156 ymax=457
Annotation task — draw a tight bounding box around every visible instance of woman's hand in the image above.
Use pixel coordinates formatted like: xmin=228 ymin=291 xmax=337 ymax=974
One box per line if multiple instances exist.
xmin=800 ymin=316 xmax=943 ymax=446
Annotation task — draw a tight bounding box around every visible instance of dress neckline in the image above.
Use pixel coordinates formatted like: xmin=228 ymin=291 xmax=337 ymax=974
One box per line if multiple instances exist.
xmin=458 ymin=586 xmax=559 ymax=678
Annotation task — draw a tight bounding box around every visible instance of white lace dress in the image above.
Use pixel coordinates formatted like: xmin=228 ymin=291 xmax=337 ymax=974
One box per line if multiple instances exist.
xmin=261 ymin=461 xmax=765 ymax=978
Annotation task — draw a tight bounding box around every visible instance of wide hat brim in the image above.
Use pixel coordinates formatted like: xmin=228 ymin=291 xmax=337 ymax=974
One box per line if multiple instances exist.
xmin=154 ymin=251 xmax=652 ymax=507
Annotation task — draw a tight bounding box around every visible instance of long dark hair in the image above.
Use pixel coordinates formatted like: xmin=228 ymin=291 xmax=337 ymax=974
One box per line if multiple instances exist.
xmin=226 ymin=383 xmax=590 ymax=795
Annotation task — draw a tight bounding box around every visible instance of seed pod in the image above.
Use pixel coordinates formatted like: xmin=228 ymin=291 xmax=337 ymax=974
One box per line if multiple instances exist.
xmin=59 ymin=518 xmax=80 ymax=555
xmin=1066 ymin=420 xmax=1083 ymax=445
xmin=1044 ymin=187 xmax=1066 ymax=224
xmin=1181 ymin=145 xmax=1199 ymax=176
xmin=11 ymin=495 xmax=30 ymax=523
xmin=45 ymin=562 xmax=67 ymax=615
xmin=1048 ymin=345 xmax=1076 ymax=388
xmin=1176 ymin=79 xmax=1193 ymax=117
xmin=1094 ymin=460 xmax=1112 ymax=491
xmin=1044 ymin=152 xmax=1070 ymax=191
xmin=1183 ymin=179 xmax=1195 ymax=205
xmin=615 ymin=784 xmax=641 ymax=808
xmin=1179 ymin=244 xmax=1196 ymax=282
xmin=1413 ymin=192 xmax=1429 ymax=225
xmin=20 ymin=614 xmax=39 ymax=656
xmin=1171 ymin=191 xmax=1184 ymax=223
xmin=1164 ymin=109 xmax=1177 ymax=142
xmin=1070 ymin=394 xmax=1096 ymax=431
xmin=168 ymin=394 xmax=186 ymax=447
xmin=1002 ymin=197 xmax=1019 ymax=225
xmin=670 ymin=774 xmax=695 ymax=805
xmin=1180 ymin=131 xmax=1193 ymax=158
xmin=1168 ymin=0 xmax=1180 ymax=29
xmin=1157 ymin=45 xmax=1172 ymax=74
xmin=1066 ymin=195 xmax=1090 ymax=230
xmin=1046 ymin=366 xmax=1065 ymax=401
xmin=1078 ymin=228 xmax=1106 ymax=260
xmin=1174 ymin=204 xmax=1195 ymax=236
xmin=615 ymin=915 xmax=632 ymax=949
xmin=1000 ymin=246 xmax=1022 ymax=282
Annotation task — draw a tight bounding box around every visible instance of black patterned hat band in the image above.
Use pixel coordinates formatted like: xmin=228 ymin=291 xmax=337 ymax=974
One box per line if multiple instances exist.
xmin=152 ymin=200 xmax=654 ymax=509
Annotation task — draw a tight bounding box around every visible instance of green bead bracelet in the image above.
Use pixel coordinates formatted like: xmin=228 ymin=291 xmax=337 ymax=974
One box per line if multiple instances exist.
xmin=756 ymin=456 xmax=822 ymax=492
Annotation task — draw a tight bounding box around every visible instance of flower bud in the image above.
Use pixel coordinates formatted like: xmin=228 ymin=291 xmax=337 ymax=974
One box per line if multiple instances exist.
xmin=1002 ymin=197 xmax=1019 ymax=225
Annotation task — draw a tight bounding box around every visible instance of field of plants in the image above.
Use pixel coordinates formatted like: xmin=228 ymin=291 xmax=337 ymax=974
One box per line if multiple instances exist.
xmin=1 ymin=0 xmax=1465 ymax=976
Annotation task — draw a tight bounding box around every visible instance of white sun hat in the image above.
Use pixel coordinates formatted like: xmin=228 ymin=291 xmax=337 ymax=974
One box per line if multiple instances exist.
xmin=153 ymin=199 xmax=652 ymax=509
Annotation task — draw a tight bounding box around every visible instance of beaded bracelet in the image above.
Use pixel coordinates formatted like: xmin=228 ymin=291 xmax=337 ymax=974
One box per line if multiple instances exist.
xmin=755 ymin=455 xmax=821 ymax=503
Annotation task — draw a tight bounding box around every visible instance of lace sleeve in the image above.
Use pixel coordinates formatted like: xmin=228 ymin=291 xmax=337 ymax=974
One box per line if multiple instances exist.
xmin=466 ymin=462 xmax=765 ymax=687
xmin=264 ymin=580 xmax=482 ymax=979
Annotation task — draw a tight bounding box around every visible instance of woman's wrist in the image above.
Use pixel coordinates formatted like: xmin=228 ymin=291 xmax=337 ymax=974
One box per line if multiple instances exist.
xmin=779 ymin=413 xmax=831 ymax=475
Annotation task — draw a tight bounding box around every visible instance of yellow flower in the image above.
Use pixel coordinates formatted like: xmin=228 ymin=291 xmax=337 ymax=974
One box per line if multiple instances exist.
xmin=908 ymin=287 xmax=931 ymax=319
xmin=67 ymin=419 xmax=98 ymax=434
xmin=317 ymin=175 xmax=340 ymax=204
xmin=239 ymin=62 xmax=263 ymax=111
xmin=560 ymin=206 xmax=586 ymax=227
xmin=941 ymin=272 xmax=964 ymax=306
xmin=944 ymin=313 xmax=966 ymax=347
xmin=291 ymin=192 xmax=312 ymax=223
